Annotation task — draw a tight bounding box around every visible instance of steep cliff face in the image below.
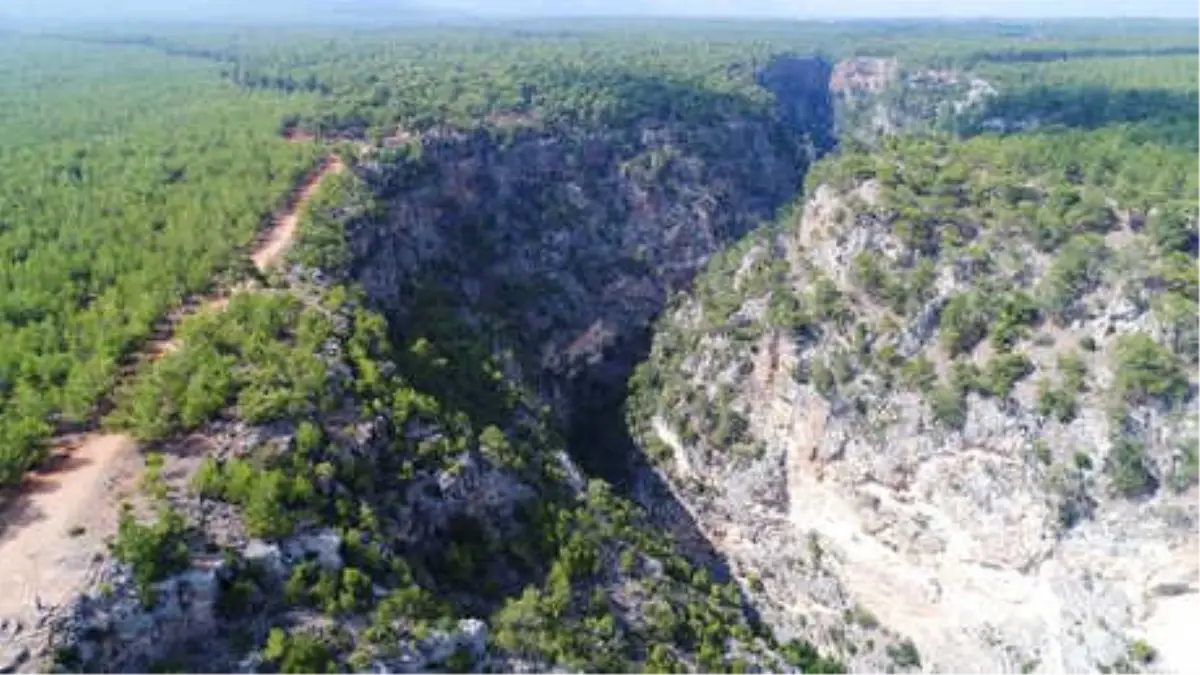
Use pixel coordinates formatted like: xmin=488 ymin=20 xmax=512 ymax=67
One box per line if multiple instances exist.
xmin=333 ymin=65 xmax=833 ymax=482
xmin=832 ymin=57 xmax=996 ymax=144
xmin=629 ymin=136 xmax=1198 ymax=673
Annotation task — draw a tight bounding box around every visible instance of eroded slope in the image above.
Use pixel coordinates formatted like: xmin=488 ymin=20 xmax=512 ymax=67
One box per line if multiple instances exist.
xmin=629 ymin=131 xmax=1198 ymax=673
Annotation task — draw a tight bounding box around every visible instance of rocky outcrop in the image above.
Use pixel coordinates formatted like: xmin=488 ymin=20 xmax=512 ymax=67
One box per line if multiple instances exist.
xmin=48 ymin=558 xmax=229 ymax=673
xmin=832 ymin=56 xmax=995 ymax=143
xmin=631 ymin=168 xmax=1198 ymax=672
xmin=44 ymin=549 xmax=496 ymax=675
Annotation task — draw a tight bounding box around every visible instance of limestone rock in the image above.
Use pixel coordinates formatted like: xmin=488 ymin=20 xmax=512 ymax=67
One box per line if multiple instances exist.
xmin=283 ymin=530 xmax=343 ymax=571
xmin=634 ymin=177 xmax=1199 ymax=673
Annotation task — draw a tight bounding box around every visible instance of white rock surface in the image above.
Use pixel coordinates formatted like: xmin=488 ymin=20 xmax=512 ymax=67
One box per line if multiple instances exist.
xmin=639 ymin=182 xmax=1200 ymax=673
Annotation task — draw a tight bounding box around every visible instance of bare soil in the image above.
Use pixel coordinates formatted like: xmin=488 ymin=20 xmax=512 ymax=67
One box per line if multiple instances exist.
xmin=0 ymin=435 xmax=138 ymax=619
xmin=252 ymin=156 xmax=345 ymax=271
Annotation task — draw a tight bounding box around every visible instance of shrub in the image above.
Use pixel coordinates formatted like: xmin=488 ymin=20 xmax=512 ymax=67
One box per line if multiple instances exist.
xmin=930 ymin=385 xmax=968 ymax=430
xmin=110 ymin=507 xmax=191 ymax=606
xmin=989 ymin=291 xmax=1040 ymax=349
xmin=984 ymin=352 xmax=1034 ymax=398
xmin=1146 ymin=208 xmax=1197 ymax=254
xmin=901 ymin=356 xmax=938 ymax=394
xmin=887 ymin=639 xmax=922 ymax=669
xmin=768 ymin=288 xmax=814 ymax=336
xmin=648 ymin=638 xmax=686 ymax=672
xmin=851 ymin=251 xmax=886 ymax=293
xmin=1033 ymin=440 xmax=1053 ymax=465
xmin=939 ymin=291 xmax=991 ymax=356
xmin=831 ymin=350 xmax=855 ymax=384
xmin=1170 ymin=440 xmax=1198 ymax=493
xmin=1152 ymin=292 xmax=1200 ymax=363
xmin=949 ymin=360 xmax=983 ymax=395
xmin=851 ymin=604 xmax=880 ymax=629
xmin=851 ymin=251 xmax=904 ymax=309
xmin=712 ymin=406 xmax=750 ymax=448
xmin=285 ymin=561 xmax=334 ymax=610
xmin=1156 ymin=252 xmax=1198 ymax=302
xmin=781 ymin=638 xmax=846 ymax=674
xmin=1106 ymin=437 xmax=1158 ymax=498
xmin=1129 ymin=639 xmax=1158 ymax=665
xmin=810 ymin=359 xmax=836 ymax=397
xmin=812 ymin=277 xmax=845 ymax=323
xmin=1036 ymin=378 xmax=1078 ymax=423
xmin=262 ymin=628 xmax=336 ymax=674
xmin=1058 ymin=352 xmax=1088 ymax=392
xmin=900 ymin=260 xmax=939 ymax=315
xmin=1040 ymin=234 xmax=1110 ymax=321
xmin=194 ymin=458 xmax=313 ymax=539
xmin=1112 ymin=334 xmax=1189 ymax=407
xmin=191 ymin=456 xmax=224 ymax=498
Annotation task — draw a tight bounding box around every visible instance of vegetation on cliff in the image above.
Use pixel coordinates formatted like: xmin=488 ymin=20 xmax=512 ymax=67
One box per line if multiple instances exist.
xmin=2 ymin=17 xmax=1197 ymax=675
xmin=95 ymin=155 xmax=838 ymax=670
xmin=625 ymin=31 xmax=1196 ymax=674
xmin=632 ymin=120 xmax=1196 ymax=482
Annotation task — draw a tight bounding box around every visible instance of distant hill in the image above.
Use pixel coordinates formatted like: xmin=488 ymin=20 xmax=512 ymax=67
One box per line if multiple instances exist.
xmin=3 ymin=0 xmax=476 ymax=28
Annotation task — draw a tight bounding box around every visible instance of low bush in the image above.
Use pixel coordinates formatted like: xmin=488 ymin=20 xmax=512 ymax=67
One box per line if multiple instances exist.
xmin=262 ymin=628 xmax=337 ymax=674
xmin=1040 ymin=234 xmax=1110 ymax=321
xmin=1112 ymin=333 xmax=1190 ymax=407
xmin=1106 ymin=436 xmax=1158 ymax=498
xmin=1036 ymin=378 xmax=1078 ymax=422
xmin=931 ymin=385 xmax=968 ymax=430
xmin=984 ymin=352 xmax=1034 ymax=398
xmin=939 ymin=291 xmax=991 ymax=357
xmin=901 ymin=356 xmax=938 ymax=394
xmin=110 ymin=507 xmax=191 ymax=606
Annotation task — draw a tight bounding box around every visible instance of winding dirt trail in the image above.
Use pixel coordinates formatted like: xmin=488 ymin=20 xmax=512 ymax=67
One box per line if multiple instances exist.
xmin=0 ymin=154 xmax=345 ymax=625
xmin=253 ymin=156 xmax=344 ymax=270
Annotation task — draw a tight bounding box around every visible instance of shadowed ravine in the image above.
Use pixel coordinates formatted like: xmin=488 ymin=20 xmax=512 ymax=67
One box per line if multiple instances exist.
xmin=345 ymin=58 xmax=836 ymax=591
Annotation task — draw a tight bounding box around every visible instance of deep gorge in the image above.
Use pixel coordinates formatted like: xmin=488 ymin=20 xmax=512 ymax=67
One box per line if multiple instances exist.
xmin=341 ymin=55 xmax=836 ymax=497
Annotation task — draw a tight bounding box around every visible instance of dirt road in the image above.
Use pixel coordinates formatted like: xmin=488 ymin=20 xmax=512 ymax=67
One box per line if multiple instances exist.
xmin=0 ymin=153 xmax=344 ymax=623
xmin=253 ymin=156 xmax=345 ymax=270
xmin=0 ymin=435 xmax=138 ymax=616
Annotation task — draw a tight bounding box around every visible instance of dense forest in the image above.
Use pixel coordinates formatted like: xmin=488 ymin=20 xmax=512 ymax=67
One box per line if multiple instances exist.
xmin=0 ymin=38 xmax=322 ymax=485
xmin=962 ymin=53 xmax=1198 ymax=148
xmin=0 ymin=17 xmax=1196 ymax=674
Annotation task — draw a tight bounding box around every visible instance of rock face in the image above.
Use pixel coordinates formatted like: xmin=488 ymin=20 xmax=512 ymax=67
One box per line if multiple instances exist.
xmin=47 ymin=562 xmax=226 ymax=673
xmin=342 ymin=63 xmax=833 ymax=436
xmin=832 ymin=56 xmax=995 ymax=143
xmin=630 ymin=160 xmax=1198 ymax=672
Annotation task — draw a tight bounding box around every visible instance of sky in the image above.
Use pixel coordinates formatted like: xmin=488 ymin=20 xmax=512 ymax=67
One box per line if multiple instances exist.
xmin=435 ymin=0 xmax=1200 ymax=18
xmin=3 ymin=0 xmax=1197 ymax=21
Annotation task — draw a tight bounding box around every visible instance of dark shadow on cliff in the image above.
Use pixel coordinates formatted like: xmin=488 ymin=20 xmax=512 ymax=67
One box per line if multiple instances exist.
xmin=561 ymin=330 xmax=648 ymax=491
xmin=756 ymin=53 xmax=836 ymax=157
xmin=959 ymin=85 xmax=1199 ymax=150
xmin=351 ymin=61 xmax=833 ymax=621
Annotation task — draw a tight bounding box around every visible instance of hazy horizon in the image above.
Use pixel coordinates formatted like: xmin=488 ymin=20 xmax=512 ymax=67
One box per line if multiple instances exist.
xmin=3 ymin=0 xmax=1198 ymax=23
